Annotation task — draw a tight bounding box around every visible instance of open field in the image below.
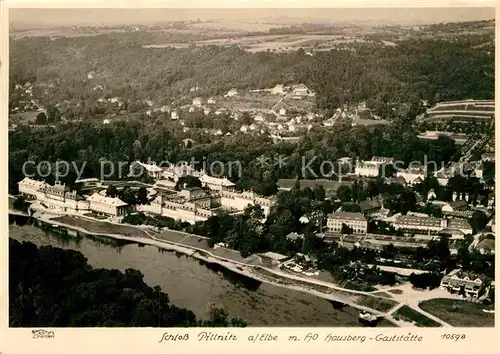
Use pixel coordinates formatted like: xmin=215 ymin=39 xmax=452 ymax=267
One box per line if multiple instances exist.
xmin=418 ymin=299 xmax=495 ymax=327
xmin=51 ymin=215 xmax=150 ymax=238
xmin=393 ymin=305 xmax=441 ymax=327
xmin=144 ymin=34 xmax=368 ymax=53
xmin=217 ymin=92 xmax=315 ymax=112
xmin=9 ymin=111 xmax=41 ymax=125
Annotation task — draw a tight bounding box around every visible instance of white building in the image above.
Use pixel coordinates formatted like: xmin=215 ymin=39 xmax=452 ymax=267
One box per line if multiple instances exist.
xmin=396 ymin=164 xmax=427 ymax=185
xmin=87 ymin=193 xmax=128 ymax=217
xmin=355 ymin=156 xmax=393 ymax=178
xmin=219 ymin=189 xmax=275 ymax=216
xmin=441 ymin=269 xmax=486 ymax=298
xmin=147 ymin=188 xmax=215 ymax=224
xmin=327 ymin=212 xmax=368 ymax=234
xmin=192 ymin=97 xmax=203 ymax=107
xmin=393 ymin=215 xmax=472 ymax=237
xmin=18 ymin=177 xmax=48 ymax=200
xmin=171 ymin=111 xmax=178 ymax=120
xmin=18 ymin=178 xmax=90 ymax=213
xmin=207 ymin=97 xmax=216 ymax=104
xmin=271 ymin=84 xmax=285 ymax=95
xmin=291 ymin=84 xmax=314 ymax=98
xmin=162 ymin=164 xmax=200 ymax=182
xmin=199 ymin=173 xmax=235 ymax=191
xmin=224 ymin=88 xmax=238 ymax=97
xmin=129 ymin=161 xmax=163 ymax=180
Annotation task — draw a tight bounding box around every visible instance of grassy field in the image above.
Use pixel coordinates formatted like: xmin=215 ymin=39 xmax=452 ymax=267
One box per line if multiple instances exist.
xmin=355 ymin=295 xmax=399 ymax=312
xmin=393 ymin=305 xmax=441 ymax=327
xmin=9 ymin=111 xmax=40 ymax=124
xmin=418 ymin=299 xmax=495 ymax=327
xmin=52 ymin=215 xmax=150 ymax=238
xmin=344 ymin=281 xmax=377 ymax=292
xmin=371 ymin=291 xmax=393 ymax=298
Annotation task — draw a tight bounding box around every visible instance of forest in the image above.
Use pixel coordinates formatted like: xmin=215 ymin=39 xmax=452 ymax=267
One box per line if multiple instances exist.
xmin=8 ymin=116 xmax=462 ymax=195
xmin=9 ymin=30 xmax=494 ymax=118
xmin=9 ymin=239 xmax=247 ymax=327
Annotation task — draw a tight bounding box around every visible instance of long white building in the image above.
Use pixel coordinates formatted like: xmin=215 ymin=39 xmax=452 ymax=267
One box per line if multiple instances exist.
xmin=199 ymin=173 xmax=236 ymax=191
xmin=219 ymin=189 xmax=275 ymax=216
xmin=146 ymin=187 xmax=216 ymax=224
xmin=86 ymin=193 xmax=129 ymax=217
xmin=393 ymin=215 xmax=473 ymax=238
xmin=17 ymin=177 xmax=129 ymax=217
xmin=327 ymin=212 xmax=368 ymax=234
xmin=18 ymin=178 xmax=90 ymax=213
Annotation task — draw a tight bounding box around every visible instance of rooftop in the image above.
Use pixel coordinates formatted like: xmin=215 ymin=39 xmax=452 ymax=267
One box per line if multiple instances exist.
xmin=328 ymin=211 xmax=367 ymax=222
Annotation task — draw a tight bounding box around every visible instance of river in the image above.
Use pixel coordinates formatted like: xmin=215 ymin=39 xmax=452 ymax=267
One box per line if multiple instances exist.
xmin=9 ymin=222 xmax=363 ymax=326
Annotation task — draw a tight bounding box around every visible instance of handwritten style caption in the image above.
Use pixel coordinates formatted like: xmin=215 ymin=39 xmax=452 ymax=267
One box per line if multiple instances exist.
xmin=157 ymin=331 xmax=470 ymax=344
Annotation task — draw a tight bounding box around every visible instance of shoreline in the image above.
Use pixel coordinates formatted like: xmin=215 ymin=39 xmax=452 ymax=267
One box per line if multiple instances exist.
xmin=9 ymin=212 xmax=400 ymax=326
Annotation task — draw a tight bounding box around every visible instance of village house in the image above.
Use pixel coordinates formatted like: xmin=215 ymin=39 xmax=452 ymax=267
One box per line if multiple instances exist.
xmin=481 ymin=152 xmax=495 ymax=162
xmin=207 ymin=97 xmax=216 ymax=104
xmin=192 ymin=97 xmax=203 ymax=107
xmin=440 ymin=269 xmax=487 ymax=299
xmin=271 ymin=84 xmax=285 ymax=95
xmin=254 ymin=113 xmax=264 ymax=122
xmin=475 ymin=238 xmax=495 ymax=255
xmin=327 ymin=212 xmax=368 ymax=234
xmin=441 ymin=200 xmax=473 ymax=219
xmin=290 ymin=84 xmax=315 ymax=98
xmin=286 ymin=232 xmax=305 ymax=242
xmin=224 ymin=88 xmax=238 ymax=97
xmin=171 ymin=111 xmax=178 ymax=120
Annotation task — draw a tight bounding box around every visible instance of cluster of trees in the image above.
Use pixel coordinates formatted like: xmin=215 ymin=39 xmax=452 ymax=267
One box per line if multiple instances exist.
xmin=8 ymin=115 xmax=467 ymax=200
xmin=106 ymin=185 xmax=149 ymax=205
xmin=123 ymin=212 xmax=189 ymax=231
xmin=9 ymin=239 xmax=247 ymax=327
xmin=408 ymin=272 xmax=442 ymax=290
xmin=10 ymin=29 xmax=493 ymax=120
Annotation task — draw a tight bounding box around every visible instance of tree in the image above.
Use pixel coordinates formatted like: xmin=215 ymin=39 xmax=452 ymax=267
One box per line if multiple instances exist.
xmin=106 ymin=185 xmax=118 ymax=197
xmin=137 ymin=187 xmax=148 ymax=204
xmin=336 ymin=185 xmax=352 ymax=202
xmin=313 ymin=185 xmax=326 ymax=201
xmin=340 ymin=223 xmax=352 ymax=235
xmin=175 ymin=176 xmax=202 ymax=190
xmin=35 ymin=112 xmax=47 ymax=125
xmin=12 ymin=196 xmax=28 ymax=213
xmin=470 ymin=210 xmax=488 ymax=234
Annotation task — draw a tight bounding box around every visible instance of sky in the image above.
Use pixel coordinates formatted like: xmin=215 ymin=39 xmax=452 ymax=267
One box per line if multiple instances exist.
xmin=8 ymin=6 xmax=495 ymax=26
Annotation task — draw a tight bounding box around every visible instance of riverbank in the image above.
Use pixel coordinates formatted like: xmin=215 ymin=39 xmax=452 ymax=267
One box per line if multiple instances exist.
xmin=9 ymin=212 xmax=400 ymax=325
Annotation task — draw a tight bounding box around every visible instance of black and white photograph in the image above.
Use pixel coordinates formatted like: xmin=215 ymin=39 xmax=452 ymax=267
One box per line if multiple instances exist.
xmin=3 ymin=1 xmax=496 ymax=343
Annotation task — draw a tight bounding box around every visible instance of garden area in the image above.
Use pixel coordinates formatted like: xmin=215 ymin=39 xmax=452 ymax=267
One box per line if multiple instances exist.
xmin=393 ymin=305 xmax=441 ymax=327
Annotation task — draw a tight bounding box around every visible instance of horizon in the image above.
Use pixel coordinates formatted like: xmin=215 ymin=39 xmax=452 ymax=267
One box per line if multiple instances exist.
xmin=9 ymin=7 xmax=495 ymax=27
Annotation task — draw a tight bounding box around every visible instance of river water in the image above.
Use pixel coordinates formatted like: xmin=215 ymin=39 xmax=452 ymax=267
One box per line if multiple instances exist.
xmin=9 ymin=222 xmax=362 ymax=326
